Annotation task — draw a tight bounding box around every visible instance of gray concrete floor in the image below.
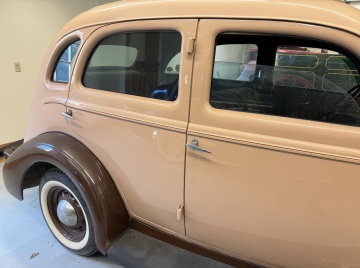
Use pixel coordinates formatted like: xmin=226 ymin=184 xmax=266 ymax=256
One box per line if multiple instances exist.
xmin=0 ymin=162 xmax=121 ymax=268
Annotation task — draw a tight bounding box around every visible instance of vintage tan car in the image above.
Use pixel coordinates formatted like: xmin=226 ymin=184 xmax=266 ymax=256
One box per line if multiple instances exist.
xmin=3 ymin=0 xmax=360 ymax=267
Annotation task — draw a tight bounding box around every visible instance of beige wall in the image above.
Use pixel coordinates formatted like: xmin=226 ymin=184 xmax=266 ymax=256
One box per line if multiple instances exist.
xmin=0 ymin=0 xmax=116 ymax=145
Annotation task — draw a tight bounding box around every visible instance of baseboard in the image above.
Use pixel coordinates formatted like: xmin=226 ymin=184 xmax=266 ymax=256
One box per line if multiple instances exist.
xmin=0 ymin=139 xmax=24 ymax=162
xmin=0 ymin=143 xmax=10 ymax=150
xmin=0 ymin=143 xmax=9 ymax=163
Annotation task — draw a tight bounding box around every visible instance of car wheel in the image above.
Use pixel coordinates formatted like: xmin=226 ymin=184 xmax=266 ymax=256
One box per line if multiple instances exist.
xmin=39 ymin=168 xmax=98 ymax=256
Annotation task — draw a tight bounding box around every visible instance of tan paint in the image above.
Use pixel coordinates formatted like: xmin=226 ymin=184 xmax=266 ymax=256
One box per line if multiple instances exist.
xmin=57 ymin=0 xmax=360 ymax=40
xmin=24 ymin=26 xmax=100 ymax=141
xmin=19 ymin=0 xmax=360 ymax=267
xmin=186 ymin=19 xmax=360 ymax=267
xmin=67 ymin=19 xmax=198 ymax=236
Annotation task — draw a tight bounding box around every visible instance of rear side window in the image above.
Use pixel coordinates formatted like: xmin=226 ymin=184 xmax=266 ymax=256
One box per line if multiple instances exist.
xmin=83 ymin=31 xmax=182 ymax=101
xmin=210 ymin=34 xmax=360 ymax=127
xmin=52 ymin=40 xmax=80 ymax=83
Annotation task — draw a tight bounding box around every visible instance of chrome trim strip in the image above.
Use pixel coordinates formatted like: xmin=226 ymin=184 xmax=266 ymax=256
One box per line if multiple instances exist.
xmin=188 ymin=130 xmax=360 ymax=164
xmin=67 ymin=105 xmax=186 ymax=134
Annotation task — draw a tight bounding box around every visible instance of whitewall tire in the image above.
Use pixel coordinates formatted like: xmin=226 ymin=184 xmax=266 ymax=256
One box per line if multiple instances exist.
xmin=39 ymin=168 xmax=97 ymax=256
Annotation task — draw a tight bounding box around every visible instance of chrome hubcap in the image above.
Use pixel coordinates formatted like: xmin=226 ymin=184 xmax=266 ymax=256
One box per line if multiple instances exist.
xmin=57 ymin=200 xmax=77 ymax=226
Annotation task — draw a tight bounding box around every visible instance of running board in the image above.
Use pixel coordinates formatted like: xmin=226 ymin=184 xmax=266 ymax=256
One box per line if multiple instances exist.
xmin=107 ymin=229 xmax=233 ymax=268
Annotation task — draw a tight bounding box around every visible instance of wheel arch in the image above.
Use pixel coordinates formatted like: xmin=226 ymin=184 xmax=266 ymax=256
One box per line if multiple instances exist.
xmin=2 ymin=132 xmax=129 ymax=254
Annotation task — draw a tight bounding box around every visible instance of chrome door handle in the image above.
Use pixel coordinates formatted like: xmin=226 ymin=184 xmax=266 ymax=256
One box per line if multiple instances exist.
xmin=186 ymin=139 xmax=211 ymax=154
xmin=61 ymin=109 xmax=74 ymax=120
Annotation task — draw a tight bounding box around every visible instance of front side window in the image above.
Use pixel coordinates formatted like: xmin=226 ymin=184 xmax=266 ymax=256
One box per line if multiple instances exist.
xmin=210 ymin=34 xmax=360 ymax=127
xmin=83 ymin=31 xmax=182 ymax=101
xmin=52 ymin=40 xmax=80 ymax=83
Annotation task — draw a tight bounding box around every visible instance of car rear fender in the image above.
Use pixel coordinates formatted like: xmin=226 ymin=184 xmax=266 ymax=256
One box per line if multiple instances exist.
xmin=2 ymin=132 xmax=129 ymax=254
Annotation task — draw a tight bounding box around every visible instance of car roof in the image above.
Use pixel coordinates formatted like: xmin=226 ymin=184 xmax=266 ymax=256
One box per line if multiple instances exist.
xmin=58 ymin=0 xmax=360 ymax=38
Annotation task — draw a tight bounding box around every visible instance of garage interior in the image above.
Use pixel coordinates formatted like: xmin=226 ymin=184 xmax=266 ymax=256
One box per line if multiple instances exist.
xmin=2 ymin=1 xmax=360 ymax=268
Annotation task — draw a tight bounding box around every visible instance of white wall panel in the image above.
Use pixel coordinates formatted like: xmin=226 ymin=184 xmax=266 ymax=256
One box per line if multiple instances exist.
xmin=0 ymin=0 xmax=116 ymax=144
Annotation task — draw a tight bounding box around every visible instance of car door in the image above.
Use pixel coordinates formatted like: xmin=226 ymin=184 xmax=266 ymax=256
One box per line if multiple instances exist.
xmin=185 ymin=19 xmax=360 ymax=267
xmin=67 ymin=19 xmax=198 ymax=236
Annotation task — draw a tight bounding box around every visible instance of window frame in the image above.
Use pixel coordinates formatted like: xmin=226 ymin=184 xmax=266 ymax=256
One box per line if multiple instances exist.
xmin=51 ymin=39 xmax=81 ymax=84
xmin=68 ymin=19 xmax=198 ymax=126
xmin=81 ymin=30 xmax=182 ymax=102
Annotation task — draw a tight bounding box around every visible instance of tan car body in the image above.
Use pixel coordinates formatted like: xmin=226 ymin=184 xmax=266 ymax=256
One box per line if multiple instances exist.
xmin=4 ymin=0 xmax=360 ymax=267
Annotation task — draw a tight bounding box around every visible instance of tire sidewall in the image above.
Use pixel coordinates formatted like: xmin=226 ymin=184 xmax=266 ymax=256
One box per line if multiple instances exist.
xmin=39 ymin=169 xmax=97 ymax=256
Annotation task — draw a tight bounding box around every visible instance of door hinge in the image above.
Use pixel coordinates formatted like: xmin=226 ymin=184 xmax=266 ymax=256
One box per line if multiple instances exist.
xmin=187 ymin=38 xmax=195 ymax=54
xmin=177 ymin=205 xmax=184 ymax=220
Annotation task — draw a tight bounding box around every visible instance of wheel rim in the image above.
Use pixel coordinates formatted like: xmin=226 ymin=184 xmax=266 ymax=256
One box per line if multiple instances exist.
xmin=47 ymin=186 xmax=86 ymax=242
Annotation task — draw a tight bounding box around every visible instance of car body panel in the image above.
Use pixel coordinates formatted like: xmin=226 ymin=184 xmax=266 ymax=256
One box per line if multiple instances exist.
xmin=66 ymin=19 xmax=198 ymax=236
xmin=57 ymin=0 xmax=360 ymax=40
xmin=24 ymin=26 xmax=100 ymax=142
xmin=185 ymin=19 xmax=360 ymax=267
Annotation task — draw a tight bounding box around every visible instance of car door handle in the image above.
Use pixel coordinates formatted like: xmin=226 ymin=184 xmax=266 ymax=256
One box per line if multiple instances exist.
xmin=186 ymin=139 xmax=211 ymax=154
xmin=61 ymin=109 xmax=74 ymax=120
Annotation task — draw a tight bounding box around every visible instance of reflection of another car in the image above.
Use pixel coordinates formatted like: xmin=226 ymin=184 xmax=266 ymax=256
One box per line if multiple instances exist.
xmin=236 ymin=47 xmax=360 ymax=89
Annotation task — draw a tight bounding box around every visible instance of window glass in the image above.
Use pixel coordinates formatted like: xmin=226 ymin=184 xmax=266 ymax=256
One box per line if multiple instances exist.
xmin=88 ymin=43 xmax=138 ymax=67
xmin=52 ymin=40 xmax=80 ymax=83
xmin=83 ymin=31 xmax=182 ymax=101
xmin=210 ymin=34 xmax=360 ymax=127
xmin=213 ymin=44 xmax=257 ymax=81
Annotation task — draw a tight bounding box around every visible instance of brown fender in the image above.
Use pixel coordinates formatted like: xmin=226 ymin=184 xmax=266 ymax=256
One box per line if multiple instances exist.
xmin=2 ymin=132 xmax=129 ymax=254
